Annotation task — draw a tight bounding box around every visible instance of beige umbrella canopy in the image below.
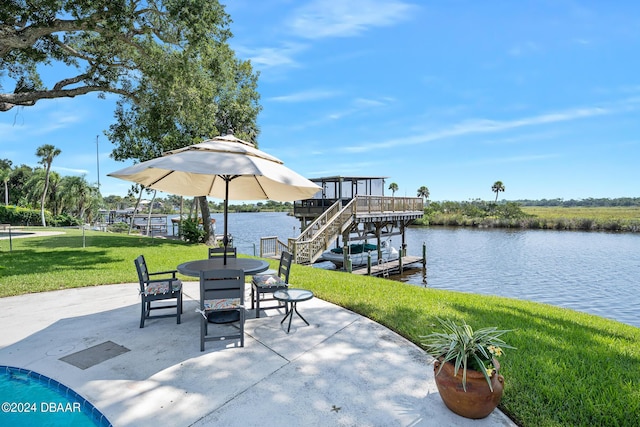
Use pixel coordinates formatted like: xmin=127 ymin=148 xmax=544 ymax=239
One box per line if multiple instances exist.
xmin=108 ymin=134 xmax=321 ymax=263
xmin=108 ymin=134 xmax=320 ymax=200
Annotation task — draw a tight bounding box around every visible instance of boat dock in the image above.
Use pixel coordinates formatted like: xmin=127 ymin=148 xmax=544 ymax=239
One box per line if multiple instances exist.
xmin=351 ymin=255 xmax=425 ymax=277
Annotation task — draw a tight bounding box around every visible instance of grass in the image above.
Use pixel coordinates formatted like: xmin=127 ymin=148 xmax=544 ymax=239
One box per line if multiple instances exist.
xmin=519 ymin=206 xmax=640 ymax=232
xmin=1 ymin=228 xmax=639 ymax=426
xmin=421 ymin=206 xmax=640 ymax=232
xmin=521 ymin=206 xmax=640 ymax=221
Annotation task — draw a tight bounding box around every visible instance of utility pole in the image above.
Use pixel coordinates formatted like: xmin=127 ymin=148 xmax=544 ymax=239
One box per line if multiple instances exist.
xmin=96 ymin=135 xmax=100 ymax=189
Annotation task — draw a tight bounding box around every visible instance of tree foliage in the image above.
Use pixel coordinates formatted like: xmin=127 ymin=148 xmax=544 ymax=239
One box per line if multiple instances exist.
xmin=388 ymin=182 xmax=398 ymax=196
xmin=1 ymin=0 xmax=232 ymax=111
xmin=2 ymin=1 xmax=263 ymax=239
xmin=417 ymin=185 xmax=430 ymax=202
xmin=491 ymin=180 xmax=505 ymax=202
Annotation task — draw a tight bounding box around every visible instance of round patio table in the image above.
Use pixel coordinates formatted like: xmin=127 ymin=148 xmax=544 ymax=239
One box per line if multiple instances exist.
xmin=178 ymin=258 xmax=269 ymax=323
xmin=177 ymin=258 xmax=269 ymax=277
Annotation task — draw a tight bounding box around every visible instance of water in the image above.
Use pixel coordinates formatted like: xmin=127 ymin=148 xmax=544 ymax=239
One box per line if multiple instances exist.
xmin=216 ymin=212 xmax=302 ymax=254
xmin=168 ymin=212 xmax=301 ymax=255
xmin=397 ymin=227 xmax=640 ymax=328
xmin=0 ymin=366 xmax=111 ymax=426
xmin=178 ymin=212 xmax=640 ymax=328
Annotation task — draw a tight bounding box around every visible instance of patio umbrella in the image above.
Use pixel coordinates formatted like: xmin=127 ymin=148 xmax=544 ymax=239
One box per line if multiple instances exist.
xmin=108 ymin=134 xmax=321 ymax=263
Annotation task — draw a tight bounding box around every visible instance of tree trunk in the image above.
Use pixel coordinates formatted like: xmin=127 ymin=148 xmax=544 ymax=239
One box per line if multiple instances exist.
xmin=129 ymin=188 xmax=144 ymax=235
xmin=146 ymin=190 xmax=156 ymax=236
xmin=40 ymin=163 xmax=52 ymax=227
xmin=198 ymin=196 xmax=216 ymax=245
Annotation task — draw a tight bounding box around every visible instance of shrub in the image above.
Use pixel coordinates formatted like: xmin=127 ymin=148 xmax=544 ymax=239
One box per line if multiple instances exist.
xmin=179 ymin=218 xmax=206 ymax=243
xmin=50 ymin=214 xmax=81 ymax=227
xmin=107 ymin=222 xmax=130 ymax=233
xmin=0 ymin=205 xmax=50 ymax=226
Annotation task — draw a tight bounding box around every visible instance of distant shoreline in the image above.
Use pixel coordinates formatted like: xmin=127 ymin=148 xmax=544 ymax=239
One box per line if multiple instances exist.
xmin=414 ymin=206 xmax=640 ymax=232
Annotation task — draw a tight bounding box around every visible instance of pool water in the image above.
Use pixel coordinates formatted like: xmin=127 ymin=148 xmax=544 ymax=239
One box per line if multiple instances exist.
xmin=0 ymin=366 xmax=111 ymax=426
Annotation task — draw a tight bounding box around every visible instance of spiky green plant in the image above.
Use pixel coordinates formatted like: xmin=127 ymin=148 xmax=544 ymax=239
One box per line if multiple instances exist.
xmin=421 ymin=318 xmax=515 ymax=391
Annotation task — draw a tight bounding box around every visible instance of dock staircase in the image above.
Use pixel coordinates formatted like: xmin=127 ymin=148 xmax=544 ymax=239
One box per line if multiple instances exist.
xmin=282 ymin=195 xmax=423 ymax=264
xmin=288 ymin=198 xmax=356 ymax=265
xmin=260 ymin=195 xmax=424 ymax=265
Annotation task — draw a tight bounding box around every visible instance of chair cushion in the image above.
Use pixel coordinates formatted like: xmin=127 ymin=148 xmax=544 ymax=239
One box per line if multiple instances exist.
xmin=204 ymin=298 xmax=242 ymax=310
xmin=252 ymin=274 xmax=286 ymax=288
xmin=145 ymin=279 xmax=182 ymax=295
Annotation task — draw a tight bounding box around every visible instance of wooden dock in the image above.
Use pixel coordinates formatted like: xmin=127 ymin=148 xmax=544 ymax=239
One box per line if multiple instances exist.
xmin=351 ymin=255 xmax=424 ymax=277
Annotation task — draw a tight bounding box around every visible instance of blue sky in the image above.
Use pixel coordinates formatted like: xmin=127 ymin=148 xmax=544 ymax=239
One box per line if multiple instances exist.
xmin=2 ymin=0 xmax=639 ymax=201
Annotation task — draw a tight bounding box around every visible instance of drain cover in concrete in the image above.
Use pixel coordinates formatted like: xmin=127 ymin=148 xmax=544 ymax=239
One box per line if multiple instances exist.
xmin=59 ymin=341 xmax=130 ymax=370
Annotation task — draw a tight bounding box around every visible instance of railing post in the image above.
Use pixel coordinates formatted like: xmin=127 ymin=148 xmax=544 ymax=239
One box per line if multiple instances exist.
xmin=422 ymin=242 xmax=427 ymax=284
xmin=343 ymin=243 xmax=349 ymax=269
xmin=367 ymin=252 xmax=372 ymax=275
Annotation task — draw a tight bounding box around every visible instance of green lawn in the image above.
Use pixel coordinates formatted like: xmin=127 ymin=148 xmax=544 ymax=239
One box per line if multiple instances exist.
xmin=1 ymin=228 xmax=639 ymax=426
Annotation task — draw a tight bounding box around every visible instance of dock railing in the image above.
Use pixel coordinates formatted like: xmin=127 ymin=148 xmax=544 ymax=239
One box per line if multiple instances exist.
xmin=131 ymin=215 xmax=168 ymax=235
xmin=356 ymin=195 xmax=424 ymax=214
xmin=260 ymin=236 xmax=289 ymax=258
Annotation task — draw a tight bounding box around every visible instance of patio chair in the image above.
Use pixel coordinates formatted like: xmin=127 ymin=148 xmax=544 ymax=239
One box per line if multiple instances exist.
xmin=251 ymin=251 xmax=292 ymax=318
xmin=208 ymin=246 xmax=237 ymax=259
xmin=199 ymin=269 xmax=245 ymax=351
xmin=134 ymin=255 xmax=183 ymax=328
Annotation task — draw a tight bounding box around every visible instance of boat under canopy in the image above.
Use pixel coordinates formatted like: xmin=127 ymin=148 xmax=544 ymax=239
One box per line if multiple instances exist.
xmin=320 ymin=241 xmax=399 ymax=266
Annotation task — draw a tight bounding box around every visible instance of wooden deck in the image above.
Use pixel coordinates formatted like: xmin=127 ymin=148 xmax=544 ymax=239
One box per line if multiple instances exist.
xmin=351 ymin=255 xmax=424 ymax=277
xmin=290 ymin=195 xmax=424 ymax=265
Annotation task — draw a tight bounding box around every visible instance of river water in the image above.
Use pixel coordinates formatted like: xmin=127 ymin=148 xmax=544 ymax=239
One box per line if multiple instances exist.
xmin=176 ymin=212 xmax=640 ymax=328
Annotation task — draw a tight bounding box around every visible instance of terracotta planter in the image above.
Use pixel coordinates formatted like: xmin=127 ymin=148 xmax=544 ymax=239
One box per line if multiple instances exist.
xmin=433 ymin=357 xmax=504 ymax=419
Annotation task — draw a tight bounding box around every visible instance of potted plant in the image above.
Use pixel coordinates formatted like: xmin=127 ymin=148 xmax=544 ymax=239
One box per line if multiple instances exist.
xmin=421 ymin=318 xmax=515 ymax=419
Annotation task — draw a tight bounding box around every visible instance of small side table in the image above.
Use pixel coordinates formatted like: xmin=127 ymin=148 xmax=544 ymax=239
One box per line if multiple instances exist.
xmin=273 ymin=288 xmax=314 ymax=333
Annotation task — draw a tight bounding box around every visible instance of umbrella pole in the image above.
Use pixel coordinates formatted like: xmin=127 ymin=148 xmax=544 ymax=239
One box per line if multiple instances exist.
xmin=223 ymin=178 xmax=229 ymax=265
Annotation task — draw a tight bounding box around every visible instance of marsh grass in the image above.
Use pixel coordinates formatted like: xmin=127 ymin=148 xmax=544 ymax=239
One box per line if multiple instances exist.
xmin=421 ymin=206 xmax=640 ymax=232
xmin=1 ymin=228 xmax=639 ymax=426
xmin=521 ymin=206 xmax=640 ymax=220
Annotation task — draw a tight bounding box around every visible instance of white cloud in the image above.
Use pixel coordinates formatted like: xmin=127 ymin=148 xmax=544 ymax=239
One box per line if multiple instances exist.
xmin=267 ymin=89 xmax=341 ymax=103
xmin=32 ymin=112 xmax=83 ymax=135
xmin=54 ymin=166 xmax=89 ymax=175
xmin=0 ymin=104 xmax=84 ymax=142
xmin=572 ymin=38 xmax=591 ymax=45
xmin=341 ymin=105 xmax=614 ymax=153
xmin=508 ymin=41 xmax=542 ymax=57
xmin=309 ymin=160 xmax=381 ymax=176
xmin=470 ymin=154 xmax=561 ymax=166
xmin=353 ymin=97 xmax=390 ymax=108
xmin=288 ymin=0 xmax=416 ymax=39
xmin=237 ymin=43 xmax=307 ymax=69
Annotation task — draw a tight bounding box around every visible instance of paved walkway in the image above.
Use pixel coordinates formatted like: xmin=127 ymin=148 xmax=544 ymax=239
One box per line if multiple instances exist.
xmin=0 ymin=282 xmax=516 ymax=426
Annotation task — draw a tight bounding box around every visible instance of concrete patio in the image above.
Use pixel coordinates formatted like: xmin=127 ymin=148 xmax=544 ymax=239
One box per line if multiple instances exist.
xmin=0 ymin=282 xmax=516 ymax=426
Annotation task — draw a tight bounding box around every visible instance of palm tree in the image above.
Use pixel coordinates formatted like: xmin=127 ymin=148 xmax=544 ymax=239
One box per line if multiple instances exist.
xmin=0 ymin=168 xmax=10 ymax=206
xmin=388 ymin=182 xmax=399 ymax=197
xmin=491 ymin=181 xmax=505 ymax=202
xmin=35 ymin=144 xmax=61 ymax=227
xmin=417 ymin=186 xmax=430 ymax=203
xmin=60 ymin=175 xmax=93 ymax=220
